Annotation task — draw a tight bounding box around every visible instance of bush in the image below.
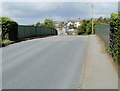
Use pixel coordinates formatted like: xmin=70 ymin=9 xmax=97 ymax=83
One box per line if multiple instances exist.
xmin=36 ymin=19 xmax=56 ymax=29
xmin=0 ymin=39 xmax=10 ymax=47
xmin=110 ymin=14 xmax=120 ymax=63
xmin=0 ymin=17 xmax=18 ymax=41
xmin=77 ymin=19 xmax=98 ymax=35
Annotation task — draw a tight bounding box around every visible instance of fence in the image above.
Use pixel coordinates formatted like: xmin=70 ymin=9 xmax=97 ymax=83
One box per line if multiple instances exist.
xmin=18 ymin=25 xmax=58 ymax=39
xmin=9 ymin=25 xmax=58 ymax=41
xmin=95 ymin=24 xmax=110 ymax=48
xmin=96 ymin=23 xmax=120 ymax=63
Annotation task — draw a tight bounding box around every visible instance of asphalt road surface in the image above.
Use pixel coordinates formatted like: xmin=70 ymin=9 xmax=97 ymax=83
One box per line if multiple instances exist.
xmin=2 ymin=36 xmax=89 ymax=89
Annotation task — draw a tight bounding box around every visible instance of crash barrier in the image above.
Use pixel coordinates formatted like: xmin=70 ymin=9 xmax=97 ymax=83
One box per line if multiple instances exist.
xmin=9 ymin=25 xmax=58 ymax=41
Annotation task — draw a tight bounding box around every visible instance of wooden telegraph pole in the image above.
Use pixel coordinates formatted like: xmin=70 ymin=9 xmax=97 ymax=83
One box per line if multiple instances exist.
xmin=92 ymin=4 xmax=94 ymax=34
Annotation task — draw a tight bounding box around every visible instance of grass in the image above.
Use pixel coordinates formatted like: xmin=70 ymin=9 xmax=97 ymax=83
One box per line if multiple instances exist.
xmin=0 ymin=39 xmax=10 ymax=47
xmin=104 ymin=43 xmax=110 ymax=54
xmin=77 ymin=33 xmax=95 ymax=36
xmin=105 ymin=47 xmax=110 ymax=53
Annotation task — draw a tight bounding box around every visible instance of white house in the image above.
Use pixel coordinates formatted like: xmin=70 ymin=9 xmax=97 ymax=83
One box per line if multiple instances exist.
xmin=67 ymin=18 xmax=82 ymax=29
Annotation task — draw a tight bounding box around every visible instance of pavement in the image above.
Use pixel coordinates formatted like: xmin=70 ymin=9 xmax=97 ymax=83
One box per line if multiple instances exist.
xmin=1 ymin=35 xmax=118 ymax=89
xmin=0 ymin=45 xmax=2 ymax=90
xmin=80 ymin=35 xmax=118 ymax=89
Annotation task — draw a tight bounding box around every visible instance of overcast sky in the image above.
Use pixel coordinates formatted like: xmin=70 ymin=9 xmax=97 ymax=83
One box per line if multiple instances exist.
xmin=1 ymin=2 xmax=119 ymax=25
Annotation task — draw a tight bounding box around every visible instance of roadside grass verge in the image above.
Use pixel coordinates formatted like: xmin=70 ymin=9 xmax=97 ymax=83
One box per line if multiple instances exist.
xmin=0 ymin=39 xmax=10 ymax=47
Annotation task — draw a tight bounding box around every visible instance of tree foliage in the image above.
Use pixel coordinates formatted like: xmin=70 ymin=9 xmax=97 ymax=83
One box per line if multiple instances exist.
xmin=36 ymin=19 xmax=56 ymax=29
xmin=0 ymin=17 xmax=18 ymax=40
xmin=77 ymin=19 xmax=98 ymax=35
xmin=111 ymin=13 xmax=118 ymax=19
xmin=97 ymin=17 xmax=110 ymax=24
xmin=110 ymin=13 xmax=120 ymax=63
xmin=68 ymin=24 xmax=76 ymax=29
xmin=44 ymin=19 xmax=53 ymax=24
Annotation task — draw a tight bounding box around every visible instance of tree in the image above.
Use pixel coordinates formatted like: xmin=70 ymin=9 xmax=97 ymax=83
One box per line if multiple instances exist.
xmin=1 ymin=17 xmax=18 ymax=40
xmin=77 ymin=19 xmax=87 ymax=34
xmin=69 ymin=24 xmax=75 ymax=29
xmin=44 ymin=19 xmax=53 ymax=24
xmin=77 ymin=19 xmax=99 ymax=35
xmin=44 ymin=19 xmax=56 ymax=29
xmin=36 ymin=22 xmax=41 ymax=26
xmin=86 ymin=20 xmax=92 ymax=34
xmin=97 ymin=17 xmax=110 ymax=24
xmin=36 ymin=19 xmax=56 ymax=29
xmin=111 ymin=13 xmax=118 ymax=19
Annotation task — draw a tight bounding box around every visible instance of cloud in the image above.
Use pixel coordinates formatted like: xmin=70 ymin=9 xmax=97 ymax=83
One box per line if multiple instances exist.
xmin=2 ymin=0 xmax=120 ymax=2
xmin=0 ymin=2 xmax=2 ymax=16
xmin=1 ymin=2 xmax=118 ymax=25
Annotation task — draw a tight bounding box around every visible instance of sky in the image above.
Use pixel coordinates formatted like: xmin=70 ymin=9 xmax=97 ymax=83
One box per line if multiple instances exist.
xmin=1 ymin=1 xmax=119 ymax=25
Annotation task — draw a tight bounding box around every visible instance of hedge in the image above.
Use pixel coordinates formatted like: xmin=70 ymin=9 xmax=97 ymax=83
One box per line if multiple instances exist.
xmin=95 ymin=13 xmax=120 ymax=63
xmin=1 ymin=17 xmax=18 ymax=41
xmin=110 ymin=16 xmax=120 ymax=63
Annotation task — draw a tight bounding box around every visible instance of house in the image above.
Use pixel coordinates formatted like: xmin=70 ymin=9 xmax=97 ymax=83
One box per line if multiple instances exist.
xmin=67 ymin=18 xmax=82 ymax=29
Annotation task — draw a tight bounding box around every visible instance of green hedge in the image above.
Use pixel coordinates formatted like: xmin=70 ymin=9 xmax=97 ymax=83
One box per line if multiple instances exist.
xmin=110 ymin=17 xmax=120 ymax=63
xmin=0 ymin=17 xmax=18 ymax=41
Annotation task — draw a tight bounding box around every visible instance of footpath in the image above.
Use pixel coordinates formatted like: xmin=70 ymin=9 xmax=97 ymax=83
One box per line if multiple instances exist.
xmin=80 ymin=35 xmax=118 ymax=89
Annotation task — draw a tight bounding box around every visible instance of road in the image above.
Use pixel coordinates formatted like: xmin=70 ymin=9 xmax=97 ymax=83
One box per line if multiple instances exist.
xmin=2 ymin=36 xmax=89 ymax=89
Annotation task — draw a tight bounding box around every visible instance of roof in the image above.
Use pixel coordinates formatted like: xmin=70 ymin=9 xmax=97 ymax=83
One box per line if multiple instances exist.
xmin=68 ymin=18 xmax=82 ymax=23
xmin=68 ymin=20 xmax=76 ymax=22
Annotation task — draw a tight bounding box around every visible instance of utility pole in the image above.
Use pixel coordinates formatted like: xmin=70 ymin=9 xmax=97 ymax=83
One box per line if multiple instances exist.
xmin=92 ymin=4 xmax=94 ymax=34
xmin=85 ymin=3 xmax=94 ymax=34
